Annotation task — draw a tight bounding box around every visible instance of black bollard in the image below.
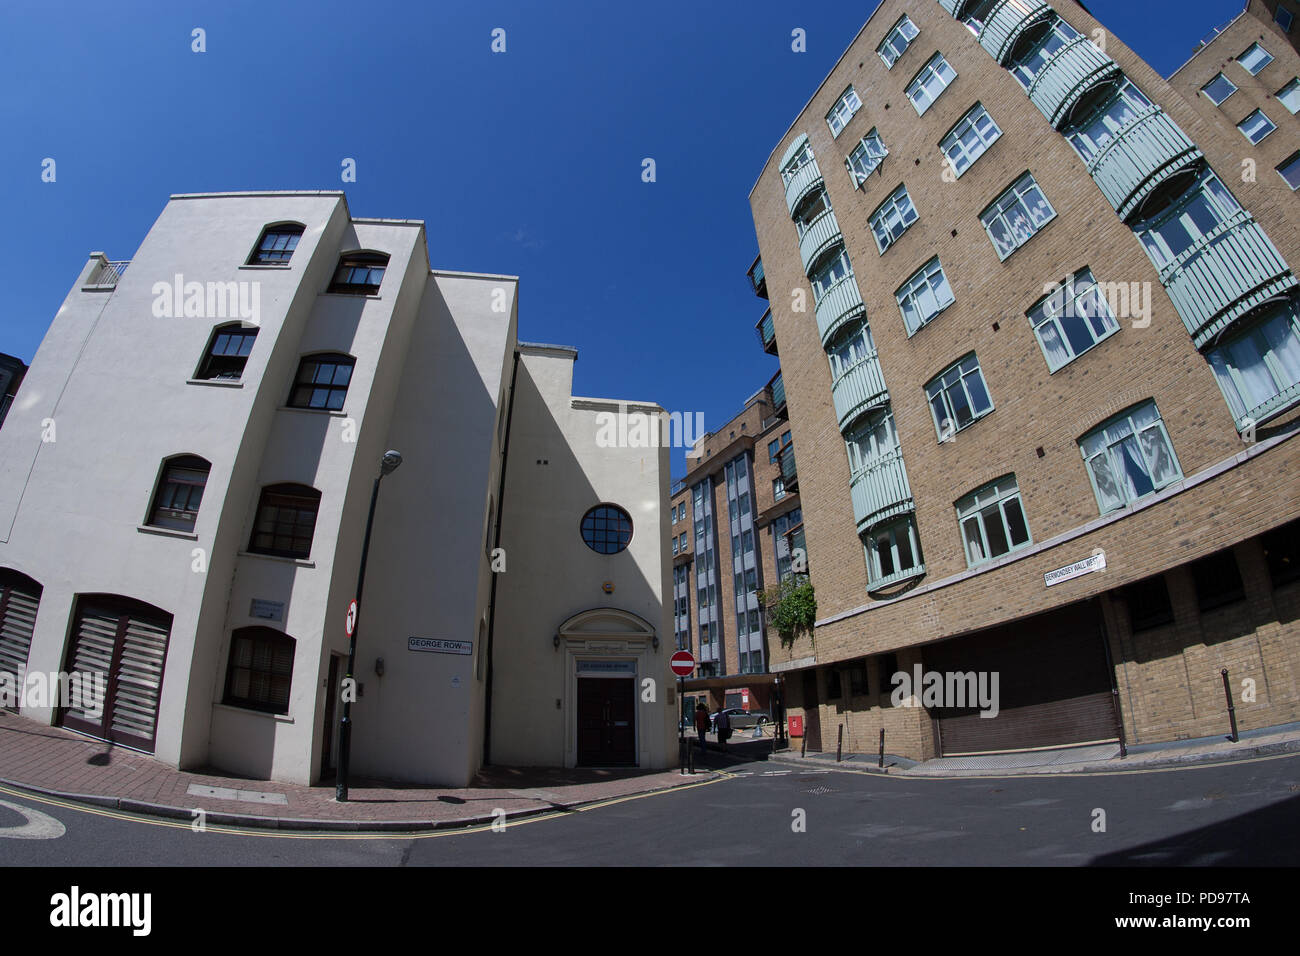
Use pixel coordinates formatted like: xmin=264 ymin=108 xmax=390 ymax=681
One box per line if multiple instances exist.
xmin=1220 ymin=668 xmax=1239 ymax=742
xmin=878 ymin=728 xmax=885 ymax=769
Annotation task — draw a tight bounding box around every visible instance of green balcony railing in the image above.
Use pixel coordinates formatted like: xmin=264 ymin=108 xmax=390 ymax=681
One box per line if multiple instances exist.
xmin=779 ymin=445 xmax=798 ymax=489
xmin=850 ymin=450 xmax=914 ymax=533
xmin=1159 ymin=212 xmax=1299 ymax=350
xmin=784 ymin=160 xmax=825 ymax=216
xmin=798 ymin=209 xmax=843 ymax=277
xmin=770 ymin=372 xmax=787 ymax=412
xmin=756 ymin=309 xmax=777 ymax=355
xmin=748 ymin=256 xmax=767 ymax=299
xmin=1028 ymin=35 xmax=1121 ymax=130
xmin=939 ymin=0 xmax=974 ymax=17
xmin=1087 ymin=108 xmax=1204 ymax=223
xmin=832 ymin=352 xmax=890 ymax=432
xmin=980 ymin=0 xmax=1053 ymax=65
xmin=814 ymin=274 xmax=866 ymax=347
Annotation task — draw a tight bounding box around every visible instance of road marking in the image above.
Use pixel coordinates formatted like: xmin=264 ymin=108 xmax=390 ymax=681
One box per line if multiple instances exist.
xmin=0 ymin=797 xmax=66 ymax=840
xmin=762 ymin=771 xmax=792 ymax=776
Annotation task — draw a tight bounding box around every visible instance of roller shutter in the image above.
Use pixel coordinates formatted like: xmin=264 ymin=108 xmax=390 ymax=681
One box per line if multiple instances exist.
xmin=925 ymin=600 xmax=1120 ymax=756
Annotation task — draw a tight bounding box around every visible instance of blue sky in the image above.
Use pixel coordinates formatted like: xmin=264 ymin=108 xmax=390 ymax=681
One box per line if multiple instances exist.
xmin=0 ymin=0 xmax=1246 ymax=478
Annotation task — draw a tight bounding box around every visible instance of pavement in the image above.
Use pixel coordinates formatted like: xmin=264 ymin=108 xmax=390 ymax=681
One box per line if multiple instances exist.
xmin=766 ymin=720 xmax=1300 ymax=776
xmin=5 ymin=709 xmax=1298 ymax=832
xmin=0 ymin=712 xmax=725 ymax=832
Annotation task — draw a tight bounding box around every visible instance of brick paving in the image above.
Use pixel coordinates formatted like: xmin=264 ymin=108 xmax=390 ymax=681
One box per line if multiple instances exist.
xmin=0 ymin=712 xmax=717 ymax=830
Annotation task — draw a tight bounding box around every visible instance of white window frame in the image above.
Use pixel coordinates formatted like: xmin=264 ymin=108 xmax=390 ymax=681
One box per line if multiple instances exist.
xmin=896 ymin=258 xmax=954 ymax=335
xmin=868 ymin=185 xmax=919 ymax=254
xmin=878 ymin=15 xmax=920 ymax=69
xmin=1238 ymin=108 xmax=1277 ymax=144
xmin=906 ymin=54 xmax=957 ymax=116
xmin=1078 ymin=401 xmax=1182 ymax=515
xmin=1278 ymin=78 xmax=1300 ymax=114
xmin=925 ymin=353 xmax=994 ymax=440
xmin=956 ymin=475 xmax=1032 ymax=568
xmin=846 ymin=129 xmax=889 ymax=186
xmin=941 ymin=103 xmax=1002 ymax=178
xmin=863 ymin=517 xmax=924 ymax=587
xmin=1201 ymin=72 xmax=1237 ymax=106
xmin=1238 ymin=42 xmax=1274 ymax=75
xmin=827 ymin=86 xmax=862 ymax=137
xmin=980 ymin=172 xmax=1056 ymax=261
xmin=1027 ymin=268 xmax=1120 ymax=372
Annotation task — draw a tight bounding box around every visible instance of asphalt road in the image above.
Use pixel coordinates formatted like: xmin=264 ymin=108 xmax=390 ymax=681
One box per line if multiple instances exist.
xmin=3 ymin=751 xmax=1298 ymax=867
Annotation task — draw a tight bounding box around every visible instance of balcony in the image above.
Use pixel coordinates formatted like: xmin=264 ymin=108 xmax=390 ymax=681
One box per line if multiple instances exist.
xmin=939 ymin=0 xmax=975 ymax=17
xmin=778 ymin=445 xmax=798 ymax=491
xmin=769 ymin=371 xmax=787 ymax=417
xmin=1159 ymin=212 xmax=1299 ymax=350
xmin=832 ymin=353 xmax=890 ymax=432
xmin=756 ymin=309 xmax=778 ymax=355
xmin=980 ymin=0 xmax=1053 ymax=65
xmin=798 ymin=209 xmax=843 ymax=277
xmin=1087 ymin=108 xmax=1205 ymax=223
xmin=1028 ymin=36 xmax=1121 ymax=130
xmin=83 ymin=257 xmax=130 ymax=290
xmin=784 ymin=160 xmax=825 ymax=216
xmin=747 ymin=255 xmax=768 ymax=299
xmin=850 ymin=450 xmax=914 ymax=533
xmin=815 ymin=275 xmax=866 ymax=347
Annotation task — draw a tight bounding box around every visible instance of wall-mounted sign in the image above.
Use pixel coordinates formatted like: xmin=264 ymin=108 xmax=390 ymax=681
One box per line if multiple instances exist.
xmin=1044 ymin=552 xmax=1106 ymax=587
xmin=408 ymin=637 xmax=473 ymax=655
xmin=576 ymin=660 xmax=637 ymax=675
xmin=249 ymin=599 xmax=284 ymax=622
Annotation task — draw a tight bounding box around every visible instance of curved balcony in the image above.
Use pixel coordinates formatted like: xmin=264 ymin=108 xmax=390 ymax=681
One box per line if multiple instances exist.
xmin=1159 ymin=212 xmax=1299 ymax=350
xmin=980 ymin=0 xmax=1053 ymax=65
xmin=1087 ymin=108 xmax=1205 ymax=223
xmin=784 ymin=160 xmax=825 ymax=216
xmin=850 ymin=450 xmax=914 ymax=533
xmin=832 ymin=352 xmax=890 ymax=432
xmin=799 ymin=209 xmax=843 ymax=277
xmin=1028 ymin=36 xmax=1122 ymax=130
xmin=756 ymin=309 xmax=777 ymax=355
xmin=815 ymin=274 xmax=866 ymax=346
xmin=939 ymin=0 xmax=975 ymax=17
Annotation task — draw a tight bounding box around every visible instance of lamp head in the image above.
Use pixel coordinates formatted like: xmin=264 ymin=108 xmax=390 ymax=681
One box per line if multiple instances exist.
xmin=380 ymin=450 xmax=403 ymax=476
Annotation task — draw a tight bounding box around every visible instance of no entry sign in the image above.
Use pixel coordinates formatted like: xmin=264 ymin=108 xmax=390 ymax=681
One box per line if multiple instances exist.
xmin=345 ymin=600 xmax=358 ymax=637
xmin=670 ymin=651 xmax=695 ymax=677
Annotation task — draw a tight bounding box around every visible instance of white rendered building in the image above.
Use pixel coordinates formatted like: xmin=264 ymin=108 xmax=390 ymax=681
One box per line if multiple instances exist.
xmin=0 ymin=191 xmax=675 ymax=786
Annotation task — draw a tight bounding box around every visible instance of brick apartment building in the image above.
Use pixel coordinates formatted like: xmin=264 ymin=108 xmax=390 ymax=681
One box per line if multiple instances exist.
xmin=668 ymin=373 xmax=807 ymax=723
xmin=746 ymin=0 xmax=1300 ymax=759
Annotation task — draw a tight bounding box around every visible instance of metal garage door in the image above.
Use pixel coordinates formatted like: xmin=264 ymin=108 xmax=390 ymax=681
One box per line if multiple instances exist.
xmin=0 ymin=570 xmax=42 ymax=711
xmin=924 ymin=601 xmax=1120 ymax=756
xmin=59 ymin=596 xmax=172 ymax=753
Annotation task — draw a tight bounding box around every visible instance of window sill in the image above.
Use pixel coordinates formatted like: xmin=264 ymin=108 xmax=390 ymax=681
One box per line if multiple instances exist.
xmin=239 ymin=263 xmax=292 ymax=270
xmin=320 ymin=291 xmax=382 ymax=300
xmin=213 ymin=702 xmax=295 ymax=724
xmin=279 ymin=405 xmax=348 ymax=417
xmin=187 ymin=378 xmax=245 ymax=388
xmin=238 ymin=551 xmax=316 ymax=568
xmin=137 ymin=525 xmax=199 ymax=540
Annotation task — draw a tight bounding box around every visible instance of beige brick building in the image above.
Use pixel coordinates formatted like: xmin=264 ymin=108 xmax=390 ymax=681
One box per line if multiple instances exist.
xmin=746 ymin=0 xmax=1300 ymax=759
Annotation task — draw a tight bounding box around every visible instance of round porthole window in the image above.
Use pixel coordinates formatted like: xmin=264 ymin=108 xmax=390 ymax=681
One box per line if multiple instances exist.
xmin=580 ymin=504 xmax=634 ymax=555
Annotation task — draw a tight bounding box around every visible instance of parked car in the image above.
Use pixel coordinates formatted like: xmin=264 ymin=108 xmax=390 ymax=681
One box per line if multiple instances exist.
xmin=711 ymin=707 xmax=770 ymax=730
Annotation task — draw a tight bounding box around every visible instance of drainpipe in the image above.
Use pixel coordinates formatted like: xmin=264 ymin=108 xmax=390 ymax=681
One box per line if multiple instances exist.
xmin=482 ymin=349 xmax=521 ymax=767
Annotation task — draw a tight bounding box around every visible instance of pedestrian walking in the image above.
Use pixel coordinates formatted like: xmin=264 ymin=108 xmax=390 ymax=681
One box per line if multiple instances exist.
xmin=716 ymin=708 xmax=731 ymax=750
xmin=694 ymin=702 xmax=710 ymax=754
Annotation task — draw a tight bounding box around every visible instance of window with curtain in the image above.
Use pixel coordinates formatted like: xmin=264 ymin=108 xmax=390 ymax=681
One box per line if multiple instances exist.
xmin=827 ymin=320 xmax=876 ymax=381
xmin=925 ymin=354 xmax=994 ymax=438
xmin=956 ymin=475 xmax=1032 ymax=567
xmin=845 ymin=408 xmax=898 ymax=476
xmin=1028 ymin=268 xmax=1120 ymax=371
xmin=906 ymin=54 xmax=957 ymax=116
xmin=896 ymin=258 xmax=955 ymax=334
xmin=810 ymin=247 xmax=854 ymax=301
xmin=1206 ymin=303 xmax=1300 ymax=427
xmin=1135 ymin=171 xmax=1242 ymax=270
xmin=1078 ymin=401 xmax=1182 ymax=514
xmin=224 ymin=627 xmax=295 ymax=715
xmin=1064 ymin=79 xmax=1154 ymax=163
xmin=981 ymin=172 xmax=1056 ymax=260
xmin=941 ymin=103 xmax=1002 ymax=178
xmin=1008 ymin=16 xmax=1082 ymax=89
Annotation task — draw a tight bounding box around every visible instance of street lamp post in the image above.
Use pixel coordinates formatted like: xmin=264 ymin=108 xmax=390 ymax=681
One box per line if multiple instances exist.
xmin=336 ymin=450 xmax=402 ymax=802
